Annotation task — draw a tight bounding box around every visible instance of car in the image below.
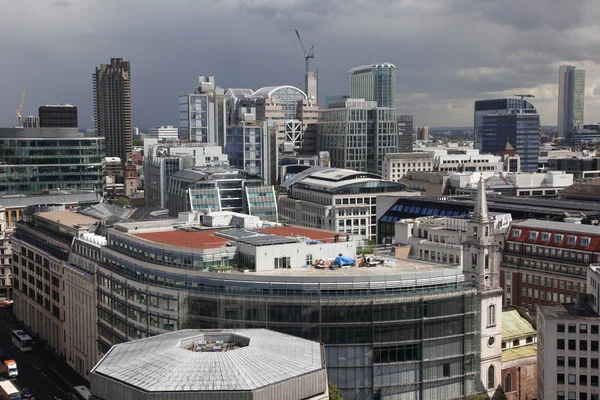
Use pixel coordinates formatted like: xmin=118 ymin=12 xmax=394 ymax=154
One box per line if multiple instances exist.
xmin=21 ymin=388 xmax=34 ymax=399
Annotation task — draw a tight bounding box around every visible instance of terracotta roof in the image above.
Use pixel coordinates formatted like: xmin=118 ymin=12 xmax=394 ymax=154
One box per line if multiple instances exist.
xmin=134 ymin=230 xmax=229 ymax=249
xmin=502 ymin=310 xmax=536 ymax=340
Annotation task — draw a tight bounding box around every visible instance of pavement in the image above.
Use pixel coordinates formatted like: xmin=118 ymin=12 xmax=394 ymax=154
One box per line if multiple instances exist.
xmin=0 ymin=308 xmax=88 ymax=399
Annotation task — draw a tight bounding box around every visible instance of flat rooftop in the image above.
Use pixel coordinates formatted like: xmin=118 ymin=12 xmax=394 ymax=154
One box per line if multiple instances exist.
xmin=538 ymin=302 xmax=599 ymax=320
xmin=134 ymin=229 xmax=229 ymax=249
xmin=133 ymin=225 xmax=343 ymax=249
xmin=36 ymin=210 xmax=99 ymax=228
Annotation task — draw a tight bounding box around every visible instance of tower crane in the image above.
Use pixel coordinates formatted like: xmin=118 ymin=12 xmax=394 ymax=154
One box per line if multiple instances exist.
xmin=294 ymin=29 xmax=315 ymax=92
xmin=514 ymin=94 xmax=535 ymax=101
xmin=15 ymin=90 xmax=25 ymax=126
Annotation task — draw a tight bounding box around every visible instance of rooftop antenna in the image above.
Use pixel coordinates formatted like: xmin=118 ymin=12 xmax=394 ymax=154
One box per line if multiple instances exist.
xmin=294 ymin=29 xmax=315 ymax=92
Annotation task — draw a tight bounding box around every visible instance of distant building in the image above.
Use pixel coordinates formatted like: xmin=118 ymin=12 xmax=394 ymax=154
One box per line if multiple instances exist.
xmin=383 ymin=152 xmax=434 ymax=180
xmin=451 ymin=171 xmax=573 ymax=197
xmin=0 ymin=127 xmax=103 ymax=195
xmin=93 ymin=58 xmax=132 ymax=164
xmin=21 ymin=115 xmax=39 ymax=128
xmin=481 ymin=112 xmax=540 ymax=172
xmin=278 ymin=167 xmax=406 ymax=240
xmin=324 ymin=95 xmax=349 ymax=108
xmin=558 ymin=65 xmax=585 ymax=143
xmin=39 ymin=104 xmax=78 ymax=128
xmin=417 ymin=126 xmax=429 ymax=141
xmin=397 ymin=115 xmax=414 ymax=152
xmin=574 ymin=124 xmax=600 ymax=148
xmin=179 ymin=75 xmax=226 ymax=144
xmin=148 ymin=125 xmax=178 ymax=141
xmin=167 ymin=167 xmax=277 ymax=221
xmin=90 ymin=329 xmax=329 ymax=400
xmin=474 ymin=98 xmax=537 ymax=151
xmin=318 ymin=98 xmax=397 ymax=174
xmin=349 ymin=62 xmax=396 ymax=108
xmin=144 ymin=141 xmax=228 ymax=209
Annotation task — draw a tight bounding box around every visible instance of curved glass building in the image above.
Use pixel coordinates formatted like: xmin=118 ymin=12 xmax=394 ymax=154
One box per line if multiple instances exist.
xmin=0 ymin=127 xmax=104 ymax=194
xmin=96 ymin=221 xmax=480 ymax=400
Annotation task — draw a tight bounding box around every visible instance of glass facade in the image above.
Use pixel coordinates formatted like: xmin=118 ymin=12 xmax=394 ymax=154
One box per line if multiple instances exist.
xmin=481 ymin=114 xmax=540 ymax=172
xmin=95 ymin=230 xmax=481 ymax=400
xmin=558 ymin=66 xmax=585 ymax=143
xmin=225 ymin=125 xmax=262 ymax=176
xmin=0 ymin=137 xmax=104 ymax=194
xmin=350 ymin=63 xmax=396 ymax=108
xmin=179 ymin=94 xmax=210 ymax=142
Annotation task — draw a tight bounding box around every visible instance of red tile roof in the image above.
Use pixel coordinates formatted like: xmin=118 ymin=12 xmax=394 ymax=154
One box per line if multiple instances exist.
xmin=134 ymin=230 xmax=229 ymax=249
xmin=507 ymin=225 xmax=600 ymax=252
xmin=256 ymin=226 xmax=342 ymax=243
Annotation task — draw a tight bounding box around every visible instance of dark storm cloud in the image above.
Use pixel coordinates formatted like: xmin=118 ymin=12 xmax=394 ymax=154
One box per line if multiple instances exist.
xmin=2 ymin=0 xmax=600 ymax=128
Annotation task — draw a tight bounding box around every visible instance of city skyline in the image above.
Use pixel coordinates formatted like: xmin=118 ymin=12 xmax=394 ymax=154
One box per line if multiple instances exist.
xmin=3 ymin=1 xmax=600 ymax=129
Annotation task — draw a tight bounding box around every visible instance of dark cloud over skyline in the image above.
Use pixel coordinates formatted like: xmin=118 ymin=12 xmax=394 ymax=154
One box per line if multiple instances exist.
xmin=2 ymin=0 xmax=600 ymax=129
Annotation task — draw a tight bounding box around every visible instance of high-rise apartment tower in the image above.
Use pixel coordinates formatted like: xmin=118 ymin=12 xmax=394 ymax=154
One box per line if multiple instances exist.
xmin=558 ymin=65 xmax=585 ymax=143
xmin=93 ymin=58 xmax=132 ymax=164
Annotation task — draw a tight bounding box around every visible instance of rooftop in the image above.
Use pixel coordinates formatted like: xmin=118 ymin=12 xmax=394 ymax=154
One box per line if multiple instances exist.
xmin=91 ymin=329 xmax=324 ymax=393
xmin=36 ymin=210 xmax=99 ymax=228
xmin=511 ymin=219 xmax=600 ymax=236
xmin=538 ymin=302 xmax=600 ymax=320
xmin=502 ymin=310 xmax=536 ymax=341
xmin=385 ymin=153 xmax=433 ymax=160
xmin=501 ymin=344 xmax=537 ymax=363
xmin=349 ymin=62 xmax=396 ymax=73
xmin=133 ymin=225 xmax=344 ymax=249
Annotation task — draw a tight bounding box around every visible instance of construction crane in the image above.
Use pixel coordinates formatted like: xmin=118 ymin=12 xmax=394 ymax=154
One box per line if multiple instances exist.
xmin=514 ymin=94 xmax=535 ymax=101
xmin=90 ymin=115 xmax=95 ymax=125
xmin=15 ymin=90 xmax=25 ymax=126
xmin=294 ymin=29 xmax=314 ymax=92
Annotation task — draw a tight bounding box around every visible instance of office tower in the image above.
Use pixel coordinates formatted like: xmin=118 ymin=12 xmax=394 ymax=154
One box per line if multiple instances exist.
xmin=318 ymin=98 xmax=397 ymax=174
xmin=473 ymin=98 xmax=537 ymax=150
xmin=480 ymin=112 xmax=540 ymax=172
xmin=349 ymin=62 xmax=396 ymax=108
xmin=558 ymin=65 xmax=585 ymax=143
xmin=417 ymin=126 xmax=429 ymax=141
xmin=0 ymin=127 xmax=104 ymax=194
xmin=93 ymin=58 xmax=132 ymax=164
xmin=39 ymin=104 xmax=78 ymax=128
xmin=179 ymin=75 xmax=226 ymax=144
xmin=397 ymin=115 xmax=414 ymax=152
xmin=148 ymin=125 xmax=178 ymax=141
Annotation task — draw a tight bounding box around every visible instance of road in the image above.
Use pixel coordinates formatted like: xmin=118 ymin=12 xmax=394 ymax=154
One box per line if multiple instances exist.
xmin=0 ymin=309 xmax=74 ymax=399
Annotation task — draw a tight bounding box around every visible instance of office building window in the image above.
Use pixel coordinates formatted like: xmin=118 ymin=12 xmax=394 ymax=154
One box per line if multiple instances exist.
xmin=558 ymin=324 xmax=565 ymax=333
xmin=558 ymin=356 xmax=565 ymax=366
xmin=558 ymin=374 xmax=565 ymax=384
xmin=569 ymin=340 xmax=576 ymax=351
xmin=568 ymin=374 xmax=576 ymax=384
xmin=558 ymin=339 xmax=565 ymax=350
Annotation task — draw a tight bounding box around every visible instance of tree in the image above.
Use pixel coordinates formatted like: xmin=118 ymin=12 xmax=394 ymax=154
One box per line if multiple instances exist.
xmin=328 ymin=382 xmax=343 ymax=400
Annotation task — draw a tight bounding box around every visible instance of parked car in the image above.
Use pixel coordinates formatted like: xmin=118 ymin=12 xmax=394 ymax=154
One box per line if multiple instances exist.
xmin=21 ymin=388 xmax=34 ymax=399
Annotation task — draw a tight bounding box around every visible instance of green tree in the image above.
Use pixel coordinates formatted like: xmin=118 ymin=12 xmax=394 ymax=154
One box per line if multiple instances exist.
xmin=328 ymin=382 xmax=343 ymax=400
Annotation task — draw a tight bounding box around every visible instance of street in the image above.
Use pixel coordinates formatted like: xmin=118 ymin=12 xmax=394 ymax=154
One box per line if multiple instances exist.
xmin=0 ymin=309 xmax=76 ymax=399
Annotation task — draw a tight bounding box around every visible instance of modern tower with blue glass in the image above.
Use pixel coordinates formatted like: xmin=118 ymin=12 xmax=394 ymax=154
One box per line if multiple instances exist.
xmin=474 ymin=99 xmax=540 ymax=172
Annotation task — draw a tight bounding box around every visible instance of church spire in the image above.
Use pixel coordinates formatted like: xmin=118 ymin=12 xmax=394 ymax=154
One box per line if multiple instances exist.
xmin=472 ymin=174 xmax=490 ymax=223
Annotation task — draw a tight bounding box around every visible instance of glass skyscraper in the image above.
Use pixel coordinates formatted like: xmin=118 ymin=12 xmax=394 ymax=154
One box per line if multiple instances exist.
xmin=558 ymin=65 xmax=585 ymax=143
xmin=480 ymin=113 xmax=540 ymax=172
xmin=349 ymin=63 xmax=396 ymax=108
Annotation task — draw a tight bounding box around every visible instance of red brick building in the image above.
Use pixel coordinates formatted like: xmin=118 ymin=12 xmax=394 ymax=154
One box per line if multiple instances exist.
xmin=500 ymin=220 xmax=600 ymax=312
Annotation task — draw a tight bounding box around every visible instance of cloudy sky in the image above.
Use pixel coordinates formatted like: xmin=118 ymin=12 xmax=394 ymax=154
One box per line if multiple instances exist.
xmin=2 ymin=0 xmax=600 ymax=129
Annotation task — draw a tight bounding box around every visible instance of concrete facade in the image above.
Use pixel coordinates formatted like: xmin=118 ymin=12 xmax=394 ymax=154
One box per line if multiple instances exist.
xmin=93 ymin=58 xmax=132 ymax=165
